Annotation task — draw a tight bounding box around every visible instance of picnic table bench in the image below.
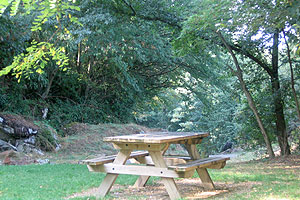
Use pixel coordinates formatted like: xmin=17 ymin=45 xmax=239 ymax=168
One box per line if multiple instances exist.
xmin=81 ymin=132 xmax=230 ymax=200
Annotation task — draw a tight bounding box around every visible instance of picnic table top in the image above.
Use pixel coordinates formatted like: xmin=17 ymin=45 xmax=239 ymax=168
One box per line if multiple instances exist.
xmin=103 ymin=131 xmax=209 ymax=144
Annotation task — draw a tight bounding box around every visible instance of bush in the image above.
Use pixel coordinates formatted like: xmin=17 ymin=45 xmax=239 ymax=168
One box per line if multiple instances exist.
xmin=35 ymin=122 xmax=59 ymax=151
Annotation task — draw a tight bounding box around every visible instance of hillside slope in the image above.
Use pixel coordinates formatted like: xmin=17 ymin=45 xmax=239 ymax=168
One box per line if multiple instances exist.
xmin=47 ymin=123 xmax=160 ymax=163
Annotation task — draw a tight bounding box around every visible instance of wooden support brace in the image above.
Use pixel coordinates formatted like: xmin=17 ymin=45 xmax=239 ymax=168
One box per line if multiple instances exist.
xmin=96 ymin=149 xmax=132 ymax=198
xmin=88 ymin=164 xmax=191 ymax=178
xmin=185 ymin=144 xmax=216 ymax=190
xmin=196 ymin=168 xmax=215 ymax=190
xmin=132 ymin=144 xmax=169 ymax=188
xmin=149 ymin=151 xmax=181 ymax=200
xmin=133 ymin=176 xmax=150 ymax=188
xmin=113 ymin=143 xmax=168 ymax=151
xmin=133 ymin=156 xmax=153 ymax=188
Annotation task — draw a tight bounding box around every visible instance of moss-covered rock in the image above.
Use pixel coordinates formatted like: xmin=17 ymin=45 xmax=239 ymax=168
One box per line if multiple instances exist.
xmin=0 ymin=112 xmax=60 ymax=153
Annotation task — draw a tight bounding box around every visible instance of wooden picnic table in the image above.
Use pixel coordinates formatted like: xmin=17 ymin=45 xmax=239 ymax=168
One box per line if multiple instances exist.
xmin=83 ymin=132 xmax=229 ymax=200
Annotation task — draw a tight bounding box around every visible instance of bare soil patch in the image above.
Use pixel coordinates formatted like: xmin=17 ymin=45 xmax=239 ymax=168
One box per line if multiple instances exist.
xmin=66 ymin=179 xmax=261 ymax=200
xmin=266 ymin=154 xmax=300 ymax=165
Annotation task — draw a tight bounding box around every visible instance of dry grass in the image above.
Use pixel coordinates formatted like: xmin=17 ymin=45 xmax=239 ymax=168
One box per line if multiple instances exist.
xmin=44 ymin=123 xmax=154 ymax=163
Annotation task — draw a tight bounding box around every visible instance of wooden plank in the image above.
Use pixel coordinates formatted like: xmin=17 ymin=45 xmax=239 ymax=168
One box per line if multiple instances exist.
xmin=133 ymin=154 xmax=191 ymax=187
xmin=132 ymin=156 xmax=189 ymax=166
xmin=168 ymin=157 xmax=212 ymax=171
xmin=164 ymin=157 xmax=187 ymax=166
xmin=168 ymin=157 xmax=230 ymax=172
xmin=133 ymin=155 xmax=154 ymax=188
xmin=197 ymin=168 xmax=215 ymax=190
xmin=208 ymin=162 xmax=226 ymax=169
xmin=132 ymin=144 xmax=167 ymax=188
xmin=96 ymin=149 xmax=131 ymax=198
xmin=113 ymin=143 xmax=168 ymax=151
xmin=185 ymin=144 xmax=215 ymax=190
xmin=104 ymin=132 xmax=209 ymax=144
xmin=88 ymin=164 xmax=193 ymax=178
xmin=133 ymin=176 xmax=150 ymax=188
xmin=175 ymin=138 xmax=203 ymax=144
xmin=81 ymin=151 xmax=149 ymax=165
xmin=133 ymin=155 xmax=153 ymax=165
xmin=149 ymin=151 xmax=182 ymax=200
xmin=186 ymin=144 xmax=202 ymax=159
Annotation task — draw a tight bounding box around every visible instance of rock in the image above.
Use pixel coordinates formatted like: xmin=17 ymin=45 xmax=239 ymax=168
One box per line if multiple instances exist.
xmin=36 ymin=159 xmax=50 ymax=165
xmin=24 ymin=136 xmax=36 ymax=145
xmin=0 ymin=150 xmax=18 ymax=159
xmin=1 ymin=125 xmax=14 ymax=134
xmin=3 ymin=155 xmax=11 ymax=164
xmin=0 ymin=150 xmax=36 ymax=165
xmin=0 ymin=139 xmax=17 ymax=151
xmin=0 ymin=113 xmax=38 ymax=138
xmin=16 ymin=140 xmax=44 ymax=155
xmin=0 ymin=150 xmax=18 ymax=165
xmin=0 ymin=113 xmax=61 ymax=155
xmin=0 ymin=126 xmax=15 ymax=142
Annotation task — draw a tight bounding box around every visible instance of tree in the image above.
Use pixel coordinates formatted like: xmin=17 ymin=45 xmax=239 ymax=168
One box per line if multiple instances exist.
xmin=172 ymin=0 xmax=300 ymax=156
xmin=0 ymin=0 xmax=186 ymax=125
xmin=283 ymin=30 xmax=300 ymax=121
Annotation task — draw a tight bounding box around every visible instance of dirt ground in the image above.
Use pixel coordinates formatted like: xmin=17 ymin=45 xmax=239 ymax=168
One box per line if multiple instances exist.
xmin=65 ymin=154 xmax=300 ymax=200
xmin=66 ymin=179 xmax=261 ymax=200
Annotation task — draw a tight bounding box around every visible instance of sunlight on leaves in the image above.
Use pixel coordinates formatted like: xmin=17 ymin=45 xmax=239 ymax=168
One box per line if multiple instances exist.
xmin=0 ymin=41 xmax=69 ymax=81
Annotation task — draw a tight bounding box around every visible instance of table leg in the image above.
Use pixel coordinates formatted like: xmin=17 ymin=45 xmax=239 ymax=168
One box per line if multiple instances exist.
xmin=149 ymin=151 xmax=181 ymax=200
xmin=133 ymin=145 xmax=169 ymax=188
xmin=185 ymin=144 xmax=215 ymax=190
xmin=132 ymin=156 xmax=152 ymax=188
xmin=133 ymin=175 xmax=151 ymax=188
xmin=96 ymin=149 xmax=132 ymax=198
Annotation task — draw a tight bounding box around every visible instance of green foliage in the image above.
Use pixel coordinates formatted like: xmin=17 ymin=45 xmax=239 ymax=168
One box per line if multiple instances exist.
xmin=34 ymin=121 xmax=58 ymax=151
xmin=1 ymin=0 xmax=300 ymax=152
xmin=135 ymin=57 xmax=241 ymax=153
xmin=0 ymin=41 xmax=69 ymax=81
xmin=30 ymin=0 xmax=81 ymax=32
xmin=0 ymin=12 xmax=32 ymax=68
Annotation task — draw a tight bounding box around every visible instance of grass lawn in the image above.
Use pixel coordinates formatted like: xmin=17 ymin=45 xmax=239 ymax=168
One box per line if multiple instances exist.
xmin=209 ymin=159 xmax=300 ymax=200
xmin=1 ymin=156 xmax=300 ymax=200
xmin=0 ymin=164 xmax=139 ymax=200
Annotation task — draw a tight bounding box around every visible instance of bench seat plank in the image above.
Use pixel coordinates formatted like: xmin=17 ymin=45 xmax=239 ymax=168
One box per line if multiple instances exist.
xmin=168 ymin=157 xmax=230 ymax=172
xmin=81 ymin=151 xmax=149 ymax=165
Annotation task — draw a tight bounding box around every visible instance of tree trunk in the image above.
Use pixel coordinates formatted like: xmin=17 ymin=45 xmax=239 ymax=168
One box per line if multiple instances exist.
xmin=42 ymin=67 xmax=59 ymax=99
xmin=283 ymin=30 xmax=300 ymax=121
xmin=84 ymin=56 xmax=94 ymax=104
xmin=271 ymin=30 xmax=290 ymax=156
xmin=240 ymin=74 xmax=275 ymax=158
xmin=217 ymin=32 xmax=275 ymax=158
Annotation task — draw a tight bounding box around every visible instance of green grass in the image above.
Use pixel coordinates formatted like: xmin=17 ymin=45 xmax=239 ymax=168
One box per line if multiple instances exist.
xmin=0 ymin=164 xmax=140 ymax=200
xmin=1 ymin=159 xmax=299 ymax=200
xmin=208 ymin=161 xmax=300 ymax=200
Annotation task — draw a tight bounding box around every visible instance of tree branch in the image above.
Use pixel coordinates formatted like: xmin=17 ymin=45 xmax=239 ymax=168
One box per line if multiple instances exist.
xmin=193 ymin=33 xmax=273 ymax=77
xmin=229 ymin=44 xmax=273 ymax=77
xmin=119 ymin=0 xmax=182 ymax=28
xmin=120 ymin=0 xmax=136 ymax=15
